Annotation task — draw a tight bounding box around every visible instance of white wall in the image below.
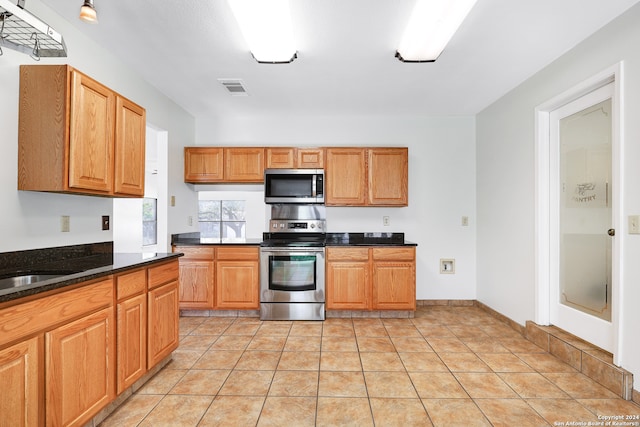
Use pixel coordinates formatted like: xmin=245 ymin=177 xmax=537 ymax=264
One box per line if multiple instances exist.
xmin=477 ymin=4 xmax=640 ymax=380
xmin=0 ymin=0 xmax=196 ymax=252
xmin=196 ymin=114 xmax=477 ymax=300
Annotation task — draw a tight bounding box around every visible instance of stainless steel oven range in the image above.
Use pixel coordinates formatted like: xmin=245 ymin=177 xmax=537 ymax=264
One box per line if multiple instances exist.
xmin=260 ymin=205 xmax=326 ymax=321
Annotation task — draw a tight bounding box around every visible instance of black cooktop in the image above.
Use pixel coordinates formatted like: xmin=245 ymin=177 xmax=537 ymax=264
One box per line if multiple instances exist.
xmin=261 ymin=232 xmax=326 ymax=247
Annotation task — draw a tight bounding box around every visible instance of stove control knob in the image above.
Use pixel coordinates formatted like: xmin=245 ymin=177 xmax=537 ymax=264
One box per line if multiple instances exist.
xmin=310 ymin=224 xmax=315 ymax=229
xmin=280 ymin=223 xmax=285 ymax=228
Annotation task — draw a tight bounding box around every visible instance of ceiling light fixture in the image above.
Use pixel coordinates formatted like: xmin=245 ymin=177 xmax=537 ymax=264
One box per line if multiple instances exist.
xmin=396 ymin=0 xmax=477 ymax=62
xmin=227 ymin=0 xmax=296 ymax=64
xmin=79 ymin=0 xmax=97 ymax=24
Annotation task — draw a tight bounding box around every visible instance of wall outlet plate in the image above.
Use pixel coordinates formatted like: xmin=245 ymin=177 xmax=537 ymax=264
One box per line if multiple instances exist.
xmin=102 ymin=215 xmax=110 ymax=231
xmin=60 ymin=215 xmax=70 ymax=232
xmin=440 ymin=258 xmax=455 ymax=274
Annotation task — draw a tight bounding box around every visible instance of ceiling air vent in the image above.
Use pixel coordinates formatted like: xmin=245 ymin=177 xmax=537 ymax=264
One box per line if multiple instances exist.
xmin=218 ymin=79 xmax=249 ymax=96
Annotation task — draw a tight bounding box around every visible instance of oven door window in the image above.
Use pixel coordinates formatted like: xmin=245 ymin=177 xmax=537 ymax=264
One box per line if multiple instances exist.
xmin=269 ymin=255 xmax=316 ymax=291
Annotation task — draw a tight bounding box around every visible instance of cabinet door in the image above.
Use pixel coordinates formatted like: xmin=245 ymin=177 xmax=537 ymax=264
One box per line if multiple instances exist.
xmin=46 ymin=306 xmax=115 ymax=427
xmin=325 ymin=148 xmax=367 ymax=205
xmin=297 ymin=148 xmax=324 ymax=169
xmin=114 ymin=96 xmax=146 ymax=196
xmin=68 ymin=70 xmax=115 ymax=193
xmin=148 ymin=281 xmax=179 ymax=368
xmin=266 ymin=147 xmax=296 ymax=169
xmin=178 ymin=259 xmax=215 ymax=309
xmin=0 ymin=336 xmax=41 ymax=427
xmin=117 ymin=294 xmax=147 ymax=394
xmin=184 ymin=147 xmax=224 ymax=182
xmin=368 ymin=148 xmax=408 ymax=206
xmin=372 ymin=262 xmax=416 ymax=310
xmin=224 ymin=148 xmax=265 ymax=182
xmin=326 ymin=261 xmax=370 ymax=310
xmin=215 ymin=260 xmax=259 ymax=309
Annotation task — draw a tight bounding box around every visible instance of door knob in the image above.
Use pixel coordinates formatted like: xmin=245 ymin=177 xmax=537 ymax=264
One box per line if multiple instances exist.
xmin=608 ymin=229 xmax=615 ymax=236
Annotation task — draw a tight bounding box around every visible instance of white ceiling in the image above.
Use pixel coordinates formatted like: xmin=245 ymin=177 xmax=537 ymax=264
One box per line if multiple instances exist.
xmin=40 ymin=0 xmax=640 ymax=119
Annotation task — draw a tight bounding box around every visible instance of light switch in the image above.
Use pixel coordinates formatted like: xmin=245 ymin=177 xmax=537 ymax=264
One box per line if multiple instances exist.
xmin=61 ymin=216 xmax=70 ymax=232
xmin=629 ymin=215 xmax=640 ymax=234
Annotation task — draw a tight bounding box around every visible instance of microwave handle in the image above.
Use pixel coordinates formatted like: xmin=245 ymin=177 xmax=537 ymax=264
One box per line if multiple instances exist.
xmin=312 ymin=175 xmax=317 ymax=197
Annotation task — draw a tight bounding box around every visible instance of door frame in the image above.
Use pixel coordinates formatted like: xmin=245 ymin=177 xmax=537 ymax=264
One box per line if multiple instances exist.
xmin=534 ymin=62 xmax=624 ymax=361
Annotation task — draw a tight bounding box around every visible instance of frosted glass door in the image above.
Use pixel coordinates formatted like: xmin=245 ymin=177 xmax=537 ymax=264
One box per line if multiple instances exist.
xmin=559 ymin=98 xmax=612 ymax=321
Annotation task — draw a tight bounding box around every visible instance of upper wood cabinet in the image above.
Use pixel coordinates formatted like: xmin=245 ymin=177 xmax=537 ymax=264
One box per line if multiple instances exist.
xmin=114 ymin=97 xmax=146 ymax=196
xmin=224 ymin=148 xmax=265 ymax=182
xmin=184 ymin=147 xmax=264 ymax=183
xmin=325 ymin=147 xmax=408 ymax=206
xmin=325 ymin=148 xmax=368 ymax=205
xmin=184 ymin=147 xmax=224 ymax=182
xmin=265 ymin=147 xmax=324 ymax=169
xmin=368 ymin=148 xmax=408 ymax=206
xmin=266 ymin=147 xmax=296 ymax=169
xmin=18 ymin=65 xmax=146 ymax=197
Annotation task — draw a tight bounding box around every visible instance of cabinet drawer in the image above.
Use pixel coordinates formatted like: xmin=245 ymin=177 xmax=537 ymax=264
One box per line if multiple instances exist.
xmin=216 ymin=246 xmax=259 ymax=261
xmin=327 ymin=247 xmax=369 ymax=261
xmin=0 ymin=278 xmax=113 ymax=348
xmin=372 ymin=247 xmax=415 ymax=261
xmin=148 ymin=260 xmax=179 ymax=290
xmin=174 ymin=246 xmax=215 ymax=260
xmin=116 ymin=269 xmax=146 ymax=301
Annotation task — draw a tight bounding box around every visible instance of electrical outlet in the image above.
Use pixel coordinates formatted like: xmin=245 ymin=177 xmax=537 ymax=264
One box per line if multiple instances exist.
xmin=440 ymin=259 xmax=455 ymax=274
xmin=60 ymin=215 xmax=70 ymax=232
xmin=102 ymin=215 xmax=110 ymax=231
xmin=170 ymin=195 xmax=176 ymax=207
xmin=383 ymin=216 xmax=391 ymax=226
xmin=188 ymin=216 xmax=193 ymax=226
xmin=461 ymin=216 xmax=469 ymax=226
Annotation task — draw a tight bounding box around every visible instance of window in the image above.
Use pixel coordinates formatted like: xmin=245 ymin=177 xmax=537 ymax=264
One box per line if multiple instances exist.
xmin=198 ymin=200 xmax=246 ymax=240
xmin=142 ymin=198 xmax=157 ymax=246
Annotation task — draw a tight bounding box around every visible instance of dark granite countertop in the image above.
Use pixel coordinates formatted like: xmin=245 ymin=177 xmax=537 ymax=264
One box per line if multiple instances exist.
xmin=172 ymin=233 xmax=262 ymax=246
xmin=0 ymin=242 xmax=182 ymax=304
xmin=325 ymin=232 xmax=417 ymax=246
xmin=171 ymin=232 xmax=416 ymax=247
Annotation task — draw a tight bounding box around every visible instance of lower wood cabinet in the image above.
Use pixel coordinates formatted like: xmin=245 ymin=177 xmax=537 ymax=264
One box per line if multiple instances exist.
xmin=116 ymin=268 xmax=147 ymax=394
xmin=147 ymin=262 xmax=180 ymax=368
xmin=371 ymin=247 xmax=416 ymax=310
xmin=0 ymin=336 xmax=41 ymax=427
xmin=0 ymin=258 xmax=180 ymax=427
xmin=46 ymin=306 xmax=115 ymax=427
xmin=325 ymin=247 xmax=370 ymax=310
xmin=326 ymin=246 xmax=416 ymax=311
xmin=215 ymin=246 xmax=259 ymax=310
xmin=175 ymin=246 xmax=215 ymax=309
xmin=173 ymin=245 xmax=260 ymax=311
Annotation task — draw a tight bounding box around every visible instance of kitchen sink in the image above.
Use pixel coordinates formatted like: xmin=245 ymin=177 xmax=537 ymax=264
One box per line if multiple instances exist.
xmin=0 ymin=272 xmax=72 ymax=291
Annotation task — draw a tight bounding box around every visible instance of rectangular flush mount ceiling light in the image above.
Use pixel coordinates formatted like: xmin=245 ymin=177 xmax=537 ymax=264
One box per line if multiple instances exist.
xmin=227 ymin=0 xmax=297 ymax=63
xmin=396 ymin=0 xmax=478 ymax=62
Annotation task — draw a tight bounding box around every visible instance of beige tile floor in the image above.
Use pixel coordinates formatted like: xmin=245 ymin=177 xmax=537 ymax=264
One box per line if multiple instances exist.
xmin=100 ymin=306 xmax=640 ymax=426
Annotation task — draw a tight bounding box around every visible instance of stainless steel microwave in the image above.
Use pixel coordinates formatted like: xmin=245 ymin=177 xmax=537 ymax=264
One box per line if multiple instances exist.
xmin=264 ymin=169 xmax=324 ymax=204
